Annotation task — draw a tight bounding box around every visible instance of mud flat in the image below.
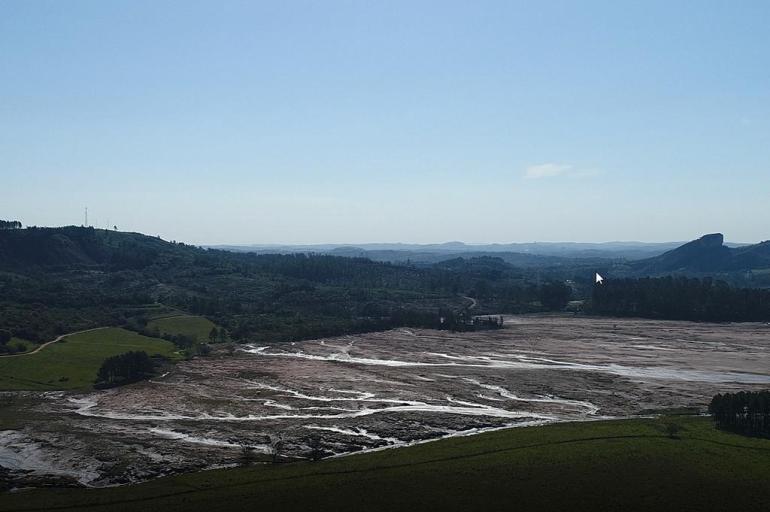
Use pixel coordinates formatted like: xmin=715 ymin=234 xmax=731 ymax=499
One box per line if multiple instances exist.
xmin=2 ymin=315 xmax=769 ymax=488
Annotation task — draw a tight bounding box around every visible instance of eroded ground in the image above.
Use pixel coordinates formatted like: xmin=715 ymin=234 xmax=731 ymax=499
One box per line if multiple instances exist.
xmin=2 ymin=315 xmax=770 ymax=488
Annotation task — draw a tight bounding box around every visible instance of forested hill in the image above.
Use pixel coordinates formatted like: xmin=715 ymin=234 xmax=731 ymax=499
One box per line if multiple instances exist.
xmin=631 ymin=233 xmax=770 ymax=275
xmin=0 ymin=226 xmax=574 ymax=344
xmin=0 ymin=226 xmax=420 ymax=284
xmin=0 ymin=226 xmax=187 ymax=269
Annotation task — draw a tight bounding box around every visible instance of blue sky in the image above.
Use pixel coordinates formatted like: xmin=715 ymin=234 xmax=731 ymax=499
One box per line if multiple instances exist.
xmin=2 ymin=1 xmax=769 ymax=244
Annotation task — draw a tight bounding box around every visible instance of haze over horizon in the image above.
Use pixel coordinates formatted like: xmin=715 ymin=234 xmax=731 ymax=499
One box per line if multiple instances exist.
xmin=205 ymin=235 xmax=752 ymax=248
xmin=3 ymin=1 xmax=769 ymax=245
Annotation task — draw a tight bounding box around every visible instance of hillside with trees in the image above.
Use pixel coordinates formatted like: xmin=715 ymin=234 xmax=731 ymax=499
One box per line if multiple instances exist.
xmin=6 ymin=226 xmax=769 ymax=346
xmin=631 ymin=233 xmax=770 ymax=276
xmin=0 ymin=226 xmax=573 ymax=344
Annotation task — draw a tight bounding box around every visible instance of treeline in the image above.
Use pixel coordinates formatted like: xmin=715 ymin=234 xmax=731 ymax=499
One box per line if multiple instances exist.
xmin=95 ymin=350 xmax=155 ymax=388
xmin=0 ymin=220 xmax=22 ymax=229
xmin=590 ymin=276 xmax=770 ymax=322
xmin=211 ymin=308 xmax=505 ymax=344
xmin=709 ymin=391 xmax=770 ymax=437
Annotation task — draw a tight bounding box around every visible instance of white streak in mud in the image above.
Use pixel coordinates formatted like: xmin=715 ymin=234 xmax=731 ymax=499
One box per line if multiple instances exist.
xmin=262 ymin=400 xmax=294 ymax=410
xmin=304 ymin=425 xmax=401 ymax=445
xmin=632 ymin=345 xmax=676 ymax=352
xmin=301 ymin=406 xmax=360 ymax=412
xmin=243 ymin=346 xmax=431 ymax=367
xmin=598 ymin=364 xmax=770 ymax=384
xmin=245 ymin=345 xmax=770 ymax=384
xmin=148 ymin=428 xmax=267 ymax=451
xmin=248 ymin=382 xmax=378 ymax=402
xmin=69 ymin=397 xmax=99 ymax=415
xmin=476 ymin=354 xmax=770 ymax=384
xmin=464 ymin=379 xmax=600 ymax=415
xmin=476 ymin=394 xmax=504 ymax=402
xmin=330 ymin=419 xmax=553 ymax=459
xmin=68 ymin=390 xmax=553 ymax=422
xmin=69 ymin=397 xmax=192 ymax=421
xmin=327 ymin=388 xmax=375 ymax=396
xmin=249 ymin=383 xmax=555 ymax=420
xmin=148 ymin=372 xmax=171 ymax=384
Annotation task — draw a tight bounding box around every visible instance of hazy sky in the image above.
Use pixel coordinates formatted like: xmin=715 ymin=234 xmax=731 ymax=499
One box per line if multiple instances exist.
xmin=2 ymin=1 xmax=769 ymax=245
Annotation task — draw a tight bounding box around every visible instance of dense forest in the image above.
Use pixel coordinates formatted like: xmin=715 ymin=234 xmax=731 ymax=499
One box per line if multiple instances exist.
xmin=709 ymin=391 xmax=770 ymax=438
xmin=590 ymin=276 xmax=770 ymax=322
xmin=0 ymin=226 xmax=574 ymax=344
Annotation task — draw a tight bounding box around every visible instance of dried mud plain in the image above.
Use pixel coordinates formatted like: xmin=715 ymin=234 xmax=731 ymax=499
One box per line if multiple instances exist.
xmin=2 ymin=315 xmax=770 ymax=489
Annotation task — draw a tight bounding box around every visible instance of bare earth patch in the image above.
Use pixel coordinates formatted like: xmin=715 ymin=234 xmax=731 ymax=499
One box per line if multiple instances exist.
xmin=2 ymin=315 xmax=770 ymax=488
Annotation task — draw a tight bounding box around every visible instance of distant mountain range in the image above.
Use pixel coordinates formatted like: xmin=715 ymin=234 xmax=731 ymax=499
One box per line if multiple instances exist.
xmin=2 ymin=227 xmax=767 ymax=283
xmin=207 ymin=234 xmax=770 ymax=286
xmin=207 ymin=239 xmax=750 ymax=263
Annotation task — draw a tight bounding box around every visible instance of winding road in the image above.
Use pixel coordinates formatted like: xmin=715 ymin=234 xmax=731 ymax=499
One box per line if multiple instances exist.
xmin=462 ymin=296 xmax=478 ymax=310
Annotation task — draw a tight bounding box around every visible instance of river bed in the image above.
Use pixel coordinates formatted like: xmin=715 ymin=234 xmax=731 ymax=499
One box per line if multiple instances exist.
xmin=2 ymin=315 xmax=769 ymax=489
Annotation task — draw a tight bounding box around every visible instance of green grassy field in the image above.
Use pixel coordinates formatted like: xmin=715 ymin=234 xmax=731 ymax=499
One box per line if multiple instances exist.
xmin=146 ymin=315 xmax=217 ymax=341
xmin=2 ymin=416 xmax=769 ymax=512
xmin=0 ymin=328 xmax=180 ymax=391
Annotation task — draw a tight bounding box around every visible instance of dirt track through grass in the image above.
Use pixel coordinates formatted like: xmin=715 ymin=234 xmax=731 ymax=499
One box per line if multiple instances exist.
xmin=0 ymin=328 xmax=106 ymax=359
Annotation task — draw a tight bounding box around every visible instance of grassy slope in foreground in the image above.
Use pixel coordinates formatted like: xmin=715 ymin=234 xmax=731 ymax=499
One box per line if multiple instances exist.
xmin=3 ymin=417 xmax=770 ymax=512
xmin=0 ymin=328 xmax=179 ymax=391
